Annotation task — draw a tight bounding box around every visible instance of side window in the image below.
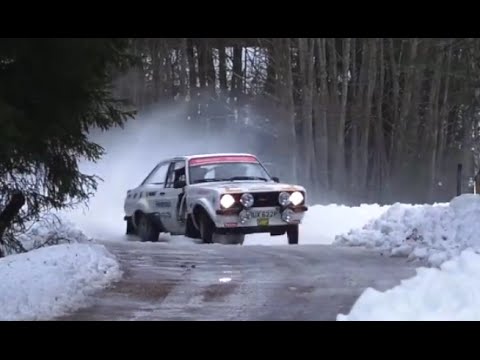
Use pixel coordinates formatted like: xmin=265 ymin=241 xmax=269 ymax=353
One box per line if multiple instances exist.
xmin=165 ymin=161 xmax=186 ymax=188
xmin=143 ymin=163 xmax=169 ymax=185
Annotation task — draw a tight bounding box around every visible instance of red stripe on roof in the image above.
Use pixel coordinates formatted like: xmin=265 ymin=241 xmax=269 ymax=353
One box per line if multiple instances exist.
xmin=189 ymin=155 xmax=258 ymax=166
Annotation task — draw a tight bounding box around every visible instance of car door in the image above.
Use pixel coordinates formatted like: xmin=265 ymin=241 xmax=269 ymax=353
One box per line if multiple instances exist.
xmin=138 ymin=161 xmax=171 ymax=216
xmin=161 ymin=160 xmax=187 ymax=234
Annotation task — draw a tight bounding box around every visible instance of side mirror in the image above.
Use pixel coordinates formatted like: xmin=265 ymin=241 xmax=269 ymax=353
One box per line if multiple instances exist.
xmin=272 ymin=176 xmax=280 ymax=183
xmin=174 ymin=180 xmax=186 ymax=189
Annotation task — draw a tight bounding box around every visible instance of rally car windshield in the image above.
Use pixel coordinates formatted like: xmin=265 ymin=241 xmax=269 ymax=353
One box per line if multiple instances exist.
xmin=189 ymin=162 xmax=272 ymax=184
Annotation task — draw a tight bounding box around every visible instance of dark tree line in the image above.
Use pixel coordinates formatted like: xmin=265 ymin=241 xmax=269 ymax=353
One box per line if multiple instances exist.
xmin=115 ymin=38 xmax=480 ymax=205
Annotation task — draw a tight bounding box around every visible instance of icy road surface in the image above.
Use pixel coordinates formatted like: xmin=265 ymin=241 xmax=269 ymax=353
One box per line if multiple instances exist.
xmin=57 ymin=238 xmax=418 ymax=321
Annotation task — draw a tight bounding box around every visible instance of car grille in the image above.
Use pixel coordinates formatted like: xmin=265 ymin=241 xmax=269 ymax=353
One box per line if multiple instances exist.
xmin=252 ymin=192 xmax=280 ymax=207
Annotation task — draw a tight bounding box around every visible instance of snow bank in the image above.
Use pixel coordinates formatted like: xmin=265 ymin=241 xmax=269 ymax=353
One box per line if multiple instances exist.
xmin=244 ymin=203 xmax=390 ymax=245
xmin=0 ymin=243 xmax=121 ymax=320
xmin=64 ymin=199 xmax=390 ymax=246
xmin=335 ymin=194 xmax=479 ymax=266
xmin=337 ymin=249 xmax=480 ymax=321
xmin=18 ymin=216 xmax=93 ymax=251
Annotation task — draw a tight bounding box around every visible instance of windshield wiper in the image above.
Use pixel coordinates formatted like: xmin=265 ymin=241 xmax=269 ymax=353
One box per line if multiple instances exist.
xmin=191 ymin=178 xmax=227 ymax=184
xmin=192 ymin=176 xmax=268 ymax=184
xmin=227 ymin=176 xmax=268 ymax=182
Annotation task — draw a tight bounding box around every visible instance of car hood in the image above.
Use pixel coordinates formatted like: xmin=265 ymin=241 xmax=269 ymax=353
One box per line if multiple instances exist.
xmin=188 ymin=181 xmax=305 ymax=193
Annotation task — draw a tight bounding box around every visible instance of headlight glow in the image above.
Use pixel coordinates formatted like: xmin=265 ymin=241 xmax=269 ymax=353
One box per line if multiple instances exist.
xmin=220 ymin=194 xmax=236 ymax=208
xmin=289 ymin=191 xmax=304 ymax=206
xmin=240 ymin=193 xmax=254 ymax=208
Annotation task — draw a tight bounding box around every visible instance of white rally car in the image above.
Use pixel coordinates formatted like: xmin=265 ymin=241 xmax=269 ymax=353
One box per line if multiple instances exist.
xmin=123 ymin=153 xmax=308 ymax=245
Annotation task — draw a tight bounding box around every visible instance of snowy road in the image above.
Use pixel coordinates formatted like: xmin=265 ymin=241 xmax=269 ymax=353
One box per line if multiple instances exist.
xmin=57 ymin=239 xmax=418 ymax=321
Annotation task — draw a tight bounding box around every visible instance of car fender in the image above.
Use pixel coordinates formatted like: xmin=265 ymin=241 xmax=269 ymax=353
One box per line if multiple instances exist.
xmin=188 ymin=198 xmax=217 ymax=230
xmin=130 ymin=195 xmax=153 ymax=224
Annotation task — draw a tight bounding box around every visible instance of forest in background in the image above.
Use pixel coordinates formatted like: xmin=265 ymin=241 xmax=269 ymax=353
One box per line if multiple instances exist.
xmin=113 ymin=38 xmax=480 ymax=205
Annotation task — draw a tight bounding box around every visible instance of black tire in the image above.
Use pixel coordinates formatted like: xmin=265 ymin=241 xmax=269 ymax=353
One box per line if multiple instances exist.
xmin=199 ymin=212 xmax=215 ymax=244
xmin=137 ymin=214 xmax=160 ymax=242
xmin=185 ymin=215 xmax=201 ymax=239
xmin=126 ymin=217 xmax=136 ymax=235
xmin=287 ymin=225 xmax=299 ymax=245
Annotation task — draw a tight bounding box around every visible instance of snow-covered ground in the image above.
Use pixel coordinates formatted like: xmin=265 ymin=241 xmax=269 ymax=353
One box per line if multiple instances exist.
xmin=337 ymin=249 xmax=480 ymax=321
xmin=0 ymin=216 xmax=121 ymax=321
xmin=336 ymin=194 xmax=480 ymax=321
xmin=335 ymin=194 xmax=478 ymax=266
xmin=65 ymin=202 xmax=390 ymax=246
xmin=244 ymin=203 xmax=389 ymax=245
xmin=1 ymin=200 xmax=390 ymax=321
xmin=0 ymin=243 xmax=121 ymax=320
xmin=7 ymin=189 xmax=480 ymax=321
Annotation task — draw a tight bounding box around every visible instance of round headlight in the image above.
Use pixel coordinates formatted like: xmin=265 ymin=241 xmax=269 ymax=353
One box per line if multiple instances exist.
xmin=239 ymin=209 xmax=251 ymax=224
xmin=220 ymin=194 xmax=235 ymax=209
xmin=278 ymin=192 xmax=291 ymax=206
xmin=240 ymin=193 xmax=254 ymax=208
xmin=281 ymin=208 xmax=294 ymax=223
xmin=289 ymin=191 xmax=304 ymax=206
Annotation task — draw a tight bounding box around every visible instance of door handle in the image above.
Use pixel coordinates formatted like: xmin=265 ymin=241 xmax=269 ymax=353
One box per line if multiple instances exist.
xmin=159 ymin=192 xmax=165 ymax=196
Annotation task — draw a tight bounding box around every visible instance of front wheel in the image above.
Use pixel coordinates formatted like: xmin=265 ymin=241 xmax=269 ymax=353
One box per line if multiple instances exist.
xmin=287 ymin=225 xmax=299 ymax=245
xmin=199 ymin=213 xmax=215 ymax=244
xmin=137 ymin=214 xmax=160 ymax=242
xmin=126 ymin=217 xmax=136 ymax=235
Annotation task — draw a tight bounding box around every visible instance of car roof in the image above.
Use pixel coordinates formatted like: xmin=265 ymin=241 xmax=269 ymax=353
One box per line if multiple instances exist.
xmin=167 ymin=153 xmax=258 ymax=162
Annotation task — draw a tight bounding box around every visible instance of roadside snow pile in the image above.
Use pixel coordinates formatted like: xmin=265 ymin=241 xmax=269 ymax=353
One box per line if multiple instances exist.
xmin=18 ymin=217 xmax=93 ymax=251
xmin=245 ymin=203 xmax=390 ymax=245
xmin=302 ymin=203 xmax=390 ymax=242
xmin=337 ymin=249 xmax=480 ymax=321
xmin=0 ymin=243 xmax=121 ymax=320
xmin=335 ymin=194 xmax=479 ymax=266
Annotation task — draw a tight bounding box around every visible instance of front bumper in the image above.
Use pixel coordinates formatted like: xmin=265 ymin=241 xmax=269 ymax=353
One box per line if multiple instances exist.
xmin=213 ymin=206 xmax=307 ymax=231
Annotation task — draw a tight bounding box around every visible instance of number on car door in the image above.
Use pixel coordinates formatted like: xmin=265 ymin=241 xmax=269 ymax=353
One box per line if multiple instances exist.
xmin=161 ymin=160 xmax=187 ymax=233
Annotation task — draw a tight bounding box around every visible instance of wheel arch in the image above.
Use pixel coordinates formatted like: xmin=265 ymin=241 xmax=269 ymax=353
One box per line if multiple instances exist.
xmin=191 ymin=203 xmax=213 ymax=230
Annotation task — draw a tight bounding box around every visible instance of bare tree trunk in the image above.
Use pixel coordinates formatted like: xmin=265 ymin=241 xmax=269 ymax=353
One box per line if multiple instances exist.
xmin=392 ymin=39 xmax=418 ymax=180
xmin=430 ymin=58 xmax=442 ymax=201
xmin=437 ymin=40 xmax=453 ymax=181
xmin=351 ymin=39 xmax=368 ymax=192
xmin=316 ymin=38 xmax=330 ymax=190
xmin=206 ymin=42 xmax=216 ymax=96
xmin=358 ymin=39 xmax=377 ymax=192
xmin=179 ymin=39 xmax=188 ymax=97
xmin=271 ymin=38 xmax=297 ymax=183
xmin=231 ymin=45 xmax=243 ymax=100
xmin=218 ymin=42 xmax=228 ymax=92
xmin=284 ymin=39 xmax=297 ymax=182
xmin=298 ymin=38 xmax=315 ymax=189
xmin=133 ymin=39 xmax=146 ymax=108
xmin=373 ymin=39 xmax=387 ymax=201
xmin=197 ymin=40 xmax=208 ymax=89
xmin=387 ymin=39 xmax=401 ymax=179
xmin=351 ymin=38 xmax=357 ymax=98
xmin=326 ymin=39 xmax=340 ymax=194
xmin=334 ymin=38 xmax=351 ymax=192
xmin=461 ymin=40 xmax=478 ymax=185
xmin=186 ymin=39 xmax=198 ymax=90
xmin=131 ymin=39 xmax=140 ymax=107
xmin=151 ymin=38 xmax=167 ymax=103
xmin=265 ymin=45 xmax=276 ymax=96
xmin=0 ymin=191 xmax=26 ymax=258
xmin=328 ymin=39 xmax=338 ymax=105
